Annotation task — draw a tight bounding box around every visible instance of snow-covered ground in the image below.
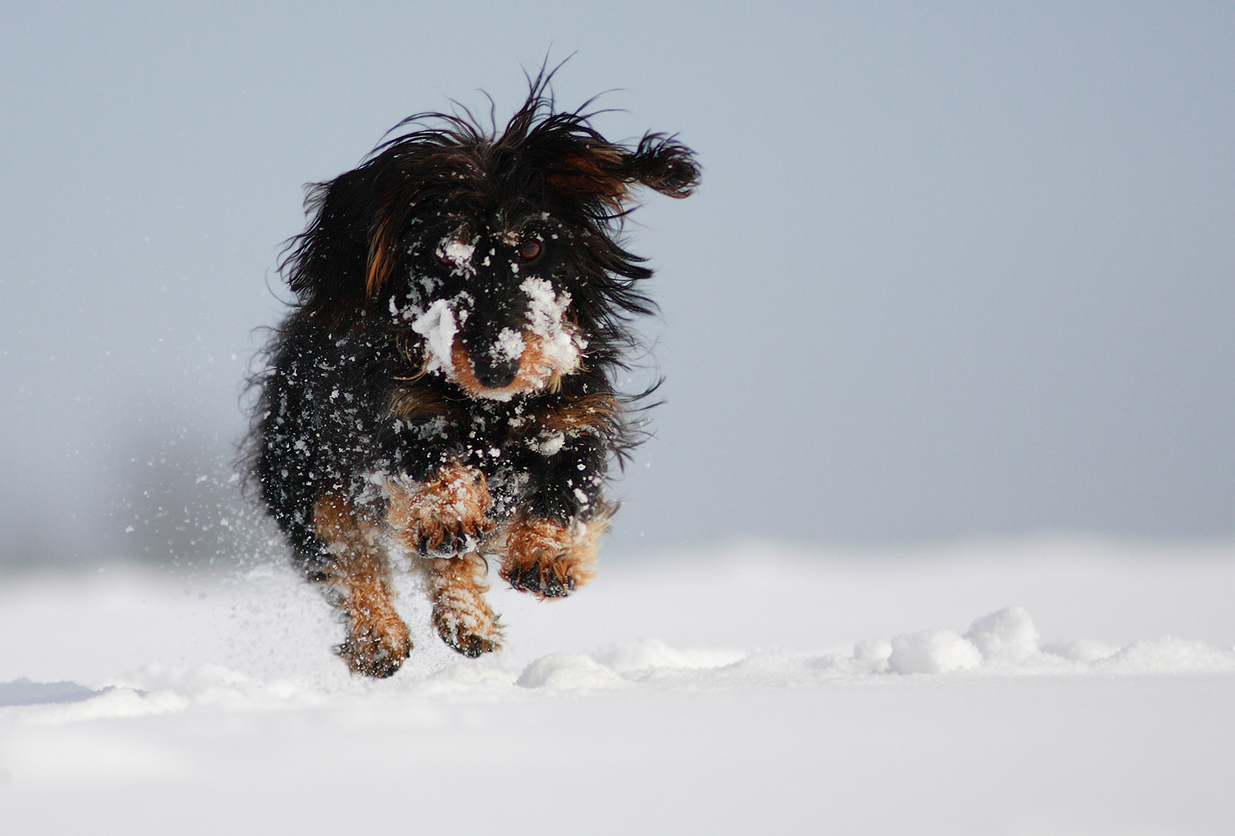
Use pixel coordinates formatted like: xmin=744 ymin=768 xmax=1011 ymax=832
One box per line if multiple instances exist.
xmin=3 ymin=538 xmax=1234 ymax=834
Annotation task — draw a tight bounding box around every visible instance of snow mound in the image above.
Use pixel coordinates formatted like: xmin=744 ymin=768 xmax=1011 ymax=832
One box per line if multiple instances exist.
xmin=879 ymin=605 xmax=1042 ymax=675
xmin=965 ymin=604 xmax=1041 ymax=665
xmin=887 ymin=628 xmax=984 ymax=674
xmin=516 ymin=652 xmax=629 ymax=690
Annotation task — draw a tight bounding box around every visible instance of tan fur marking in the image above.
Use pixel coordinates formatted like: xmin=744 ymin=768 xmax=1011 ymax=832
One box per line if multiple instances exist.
xmin=365 ymin=217 xmax=395 ymax=296
xmin=385 ymin=462 xmax=495 ymax=556
xmin=546 ymin=149 xmax=630 ymax=210
xmin=423 ymin=553 xmax=502 ymax=657
xmin=448 ymin=330 xmax=576 ymax=399
xmin=498 ymin=514 xmax=610 ymax=600
xmin=312 ymin=490 xmax=411 ymax=677
xmin=537 ymin=394 xmax=620 ymax=436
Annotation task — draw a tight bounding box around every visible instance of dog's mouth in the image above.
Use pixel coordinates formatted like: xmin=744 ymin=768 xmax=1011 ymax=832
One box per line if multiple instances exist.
xmin=409 ymin=288 xmax=584 ymax=401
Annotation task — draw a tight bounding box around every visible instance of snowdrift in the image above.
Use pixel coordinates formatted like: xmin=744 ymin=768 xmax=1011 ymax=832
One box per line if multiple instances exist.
xmin=2 ymin=538 xmax=1233 ymax=834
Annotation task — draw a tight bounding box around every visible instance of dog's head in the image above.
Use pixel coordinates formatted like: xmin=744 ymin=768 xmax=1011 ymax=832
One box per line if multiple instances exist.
xmin=283 ymin=83 xmax=698 ymax=401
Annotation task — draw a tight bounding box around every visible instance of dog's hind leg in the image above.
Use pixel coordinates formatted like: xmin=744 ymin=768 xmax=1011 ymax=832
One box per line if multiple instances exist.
xmin=313 ymin=490 xmax=412 ymax=677
xmin=422 ymin=553 xmax=503 ymax=657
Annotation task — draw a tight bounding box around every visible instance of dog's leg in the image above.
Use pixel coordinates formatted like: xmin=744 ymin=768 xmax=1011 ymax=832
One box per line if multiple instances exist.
xmin=384 ymin=461 xmax=495 ymax=557
xmin=500 ymin=431 xmax=612 ymax=599
xmin=422 ymin=553 xmax=503 ymax=657
xmin=499 ymin=513 xmax=610 ymax=599
xmin=384 ymin=462 xmax=501 ymax=655
xmin=313 ymin=490 xmax=412 ymax=677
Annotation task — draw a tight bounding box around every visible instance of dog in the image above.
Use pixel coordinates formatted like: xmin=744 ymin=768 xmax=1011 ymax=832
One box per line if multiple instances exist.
xmin=249 ymin=78 xmax=698 ymax=676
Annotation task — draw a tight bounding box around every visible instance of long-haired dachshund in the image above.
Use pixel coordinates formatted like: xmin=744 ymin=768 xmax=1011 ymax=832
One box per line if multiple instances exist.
xmin=249 ymin=77 xmax=698 ymax=676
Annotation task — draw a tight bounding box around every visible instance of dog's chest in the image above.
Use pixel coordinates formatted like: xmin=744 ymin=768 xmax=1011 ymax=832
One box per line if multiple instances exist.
xmin=397 ymin=398 xmax=563 ymax=460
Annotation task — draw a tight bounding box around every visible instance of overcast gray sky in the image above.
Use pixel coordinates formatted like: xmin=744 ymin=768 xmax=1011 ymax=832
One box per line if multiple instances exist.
xmin=2 ymin=2 xmax=1232 ymax=567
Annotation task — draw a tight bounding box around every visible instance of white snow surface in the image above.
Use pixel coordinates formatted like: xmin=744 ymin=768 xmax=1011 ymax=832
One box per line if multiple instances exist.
xmin=2 ymin=537 xmax=1235 ymax=834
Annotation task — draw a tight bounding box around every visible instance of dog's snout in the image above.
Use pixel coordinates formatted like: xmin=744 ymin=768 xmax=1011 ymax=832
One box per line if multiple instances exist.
xmin=472 ymin=356 xmax=520 ymax=389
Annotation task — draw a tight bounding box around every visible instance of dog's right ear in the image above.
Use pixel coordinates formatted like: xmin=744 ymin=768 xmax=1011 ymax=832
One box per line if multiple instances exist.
xmin=285 ymin=164 xmax=397 ymax=329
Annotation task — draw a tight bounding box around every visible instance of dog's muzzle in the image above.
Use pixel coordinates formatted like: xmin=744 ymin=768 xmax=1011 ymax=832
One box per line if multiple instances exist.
xmin=469 ymin=353 xmax=520 ymax=389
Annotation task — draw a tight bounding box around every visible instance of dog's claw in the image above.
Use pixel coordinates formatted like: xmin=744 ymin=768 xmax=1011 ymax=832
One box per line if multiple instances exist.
xmin=502 ymin=562 xmax=576 ymax=599
xmin=437 ymin=626 xmax=501 ymax=658
xmin=499 ymin=516 xmax=603 ymax=600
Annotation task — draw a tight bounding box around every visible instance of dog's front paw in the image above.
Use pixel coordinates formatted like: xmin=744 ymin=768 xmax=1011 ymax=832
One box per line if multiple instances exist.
xmin=386 ymin=463 xmax=495 ymax=557
xmin=499 ymin=516 xmax=608 ymax=600
xmin=336 ymin=617 xmax=412 ymax=678
xmin=502 ymin=559 xmax=577 ymax=598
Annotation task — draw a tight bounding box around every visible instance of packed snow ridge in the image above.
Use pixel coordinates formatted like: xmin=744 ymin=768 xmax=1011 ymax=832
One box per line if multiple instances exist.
xmin=4 ymin=603 xmax=1233 ymax=722
xmin=4 ymin=538 xmax=1235 ymax=720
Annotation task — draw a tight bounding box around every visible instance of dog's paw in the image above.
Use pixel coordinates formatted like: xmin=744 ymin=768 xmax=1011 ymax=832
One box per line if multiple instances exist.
xmin=502 ymin=559 xmax=577 ymax=598
xmin=434 ymin=615 xmax=502 ymax=658
xmin=424 ymin=555 xmax=503 ymax=657
xmin=498 ymin=516 xmax=607 ymax=600
xmin=335 ymin=618 xmax=412 ymax=678
xmin=386 ymin=463 xmax=496 ymax=557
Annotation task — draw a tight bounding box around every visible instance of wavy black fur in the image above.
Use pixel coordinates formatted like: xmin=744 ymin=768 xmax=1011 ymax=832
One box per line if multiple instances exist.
xmin=248 ymin=76 xmax=698 ymax=584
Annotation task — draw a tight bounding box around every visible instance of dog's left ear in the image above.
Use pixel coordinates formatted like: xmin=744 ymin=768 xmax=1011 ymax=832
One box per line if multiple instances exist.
xmin=548 ymin=134 xmax=699 ymax=207
xmin=620 ymin=135 xmax=700 ymax=199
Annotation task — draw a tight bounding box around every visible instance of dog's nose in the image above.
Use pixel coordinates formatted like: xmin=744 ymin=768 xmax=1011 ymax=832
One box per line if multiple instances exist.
xmin=473 ymin=357 xmax=520 ymax=389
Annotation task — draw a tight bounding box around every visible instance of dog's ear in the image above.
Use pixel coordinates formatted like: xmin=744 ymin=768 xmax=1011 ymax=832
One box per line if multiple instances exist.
xmin=547 ymin=134 xmax=699 ymax=209
xmin=621 ymin=135 xmax=700 ymax=199
xmin=285 ymin=163 xmax=399 ymax=328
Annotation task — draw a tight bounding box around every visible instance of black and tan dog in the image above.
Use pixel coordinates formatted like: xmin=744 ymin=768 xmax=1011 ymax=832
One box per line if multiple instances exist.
xmin=249 ymin=78 xmax=698 ymax=676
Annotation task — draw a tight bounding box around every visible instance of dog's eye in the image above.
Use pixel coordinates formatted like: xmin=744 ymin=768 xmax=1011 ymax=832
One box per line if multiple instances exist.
xmin=516 ymin=238 xmax=543 ymax=263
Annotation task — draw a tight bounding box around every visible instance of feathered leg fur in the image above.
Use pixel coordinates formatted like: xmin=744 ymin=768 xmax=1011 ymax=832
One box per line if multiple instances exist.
xmin=422 ymin=553 xmax=503 ymax=657
xmin=312 ymin=490 xmax=412 ymax=677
